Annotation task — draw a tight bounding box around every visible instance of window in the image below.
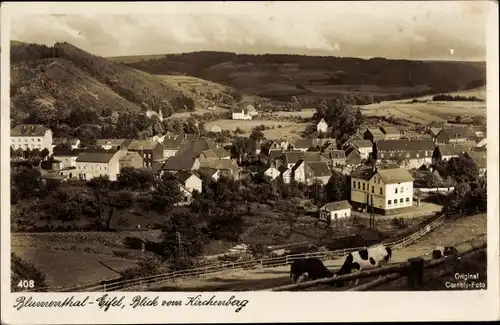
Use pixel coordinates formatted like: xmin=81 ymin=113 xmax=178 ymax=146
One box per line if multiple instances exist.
xmin=357 ymin=182 xmax=360 ymax=189
xmin=380 ymin=188 xmax=383 ymax=195
xmin=395 ymin=188 xmax=398 ymax=194
xmin=362 ymin=183 xmax=366 ymax=191
xmin=406 ymin=197 xmax=410 ymax=202
xmin=371 ymin=186 xmax=374 ymax=193
xmin=353 ymin=180 xmax=356 ymax=188
xmin=401 ymin=187 xmax=404 ymax=193
xmin=334 ymin=213 xmax=338 ymax=219
xmin=38 ymin=139 xmax=41 ymax=142
xmin=400 ymin=198 xmax=403 ymax=203
xmin=388 ymin=200 xmax=392 ymax=205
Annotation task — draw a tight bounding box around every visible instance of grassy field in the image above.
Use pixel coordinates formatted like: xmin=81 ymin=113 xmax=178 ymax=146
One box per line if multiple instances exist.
xmin=204 ymin=119 xmax=311 ymax=139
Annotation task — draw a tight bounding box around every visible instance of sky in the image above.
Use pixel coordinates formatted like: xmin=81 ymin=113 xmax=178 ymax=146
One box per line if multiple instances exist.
xmin=8 ymin=1 xmax=489 ymax=61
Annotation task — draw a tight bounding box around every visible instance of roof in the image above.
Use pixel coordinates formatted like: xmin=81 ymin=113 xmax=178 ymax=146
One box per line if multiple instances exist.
xmin=293 ymin=138 xmax=315 ymax=149
xmin=284 ymin=151 xmax=306 ymax=165
xmin=162 ymin=136 xmax=184 ymax=150
xmin=429 ymin=128 xmax=442 ymax=136
xmin=11 ymin=124 xmax=49 ymax=137
xmin=200 ymin=158 xmax=240 ymax=171
xmin=380 ymin=126 xmax=401 ymax=135
xmin=128 ymin=140 xmax=160 ymax=151
xmin=352 ymin=140 xmax=373 ymax=149
xmin=376 ymin=168 xmax=414 ymax=184
xmin=365 ymin=128 xmax=385 ymax=136
xmin=119 ymin=151 xmax=142 ymax=161
xmin=318 ymin=118 xmax=327 ymax=125
xmin=438 ymin=127 xmax=475 ymax=140
xmin=436 ymin=145 xmax=460 ymax=157
xmin=96 ymin=139 xmax=129 ymax=146
xmin=53 ymin=151 xmax=80 ymax=157
xmin=174 ymin=170 xmax=197 ymax=183
xmin=306 ymin=161 xmax=332 ymax=177
xmin=198 ymin=167 xmax=218 ymax=176
xmin=176 ymin=139 xmax=230 ymax=159
xmin=322 ymin=200 xmax=352 ymax=211
xmin=375 ymin=139 xmax=436 ymax=152
xmin=350 ymin=163 xmax=403 ymax=181
xmin=326 ymin=150 xmax=346 ymax=159
xmin=76 ymin=152 xmax=117 ymax=163
xmin=162 ymin=155 xmax=197 ymax=171
xmin=465 ymin=151 xmax=487 ymax=168
xmin=269 ymin=149 xmax=284 ymax=160
xmin=345 ymin=148 xmax=362 ymax=166
xmin=303 ymin=152 xmax=329 ymax=162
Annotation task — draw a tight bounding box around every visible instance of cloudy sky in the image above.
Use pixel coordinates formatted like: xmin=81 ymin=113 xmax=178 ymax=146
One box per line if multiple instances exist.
xmin=8 ymin=1 xmax=489 ymax=61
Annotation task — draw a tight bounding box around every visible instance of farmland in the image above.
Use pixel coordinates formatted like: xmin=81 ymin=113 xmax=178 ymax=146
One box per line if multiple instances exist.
xmin=204 ymin=119 xmax=312 ymax=139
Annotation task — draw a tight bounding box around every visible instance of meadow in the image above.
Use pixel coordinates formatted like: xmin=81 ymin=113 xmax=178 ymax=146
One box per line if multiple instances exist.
xmin=204 ymin=119 xmax=311 ymax=139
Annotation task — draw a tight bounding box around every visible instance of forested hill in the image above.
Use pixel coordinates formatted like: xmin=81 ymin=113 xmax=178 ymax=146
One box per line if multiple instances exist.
xmin=10 ymin=41 xmax=192 ymax=120
xmin=121 ymin=51 xmax=486 ymax=103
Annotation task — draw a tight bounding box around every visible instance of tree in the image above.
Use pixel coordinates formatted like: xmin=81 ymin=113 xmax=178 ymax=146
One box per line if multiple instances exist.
xmin=11 ymin=167 xmax=43 ymax=202
xmin=435 ymin=154 xmax=479 ymax=183
xmin=117 ymin=167 xmax=154 ymax=191
xmin=424 ymin=172 xmax=442 ymax=188
xmin=150 ymin=174 xmax=182 ymax=213
xmin=11 ymin=253 xmax=48 ymax=292
xmin=249 ymin=128 xmax=265 ymax=141
xmin=40 ymin=148 xmax=50 ymax=160
xmin=161 ymin=211 xmax=205 ymax=262
xmin=324 ymin=171 xmax=349 ymax=203
xmin=207 ymin=210 xmax=245 ymax=243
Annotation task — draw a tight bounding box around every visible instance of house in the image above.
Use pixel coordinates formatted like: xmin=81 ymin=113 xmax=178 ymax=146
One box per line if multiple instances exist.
xmin=350 ymin=140 xmax=373 ymax=160
xmin=363 ymin=128 xmax=385 ymax=143
xmin=435 ymin=127 xmax=475 ymax=145
xmin=475 ymin=137 xmax=487 ymax=148
xmin=232 ymin=107 xmax=252 ymax=120
xmin=161 ymin=156 xmax=201 ymax=173
xmin=350 ymin=164 xmax=414 ymax=215
xmin=197 ymin=167 xmax=220 ymax=181
xmin=52 ymin=138 xmax=80 ymax=150
xmin=246 ymin=104 xmax=259 ymax=117
xmin=468 ymin=125 xmax=487 ymax=138
xmin=162 ymin=135 xmax=184 ymax=159
xmin=283 ymin=151 xmax=307 ymax=169
xmin=380 ymin=126 xmax=401 ymax=140
xmin=210 ymin=125 xmax=223 ymax=133
xmin=345 ymin=148 xmax=362 ymax=167
xmin=316 ymin=118 xmax=329 ymax=133
xmin=264 ymin=166 xmax=281 ymax=180
xmin=292 ymin=138 xmax=316 ymax=152
xmin=464 ymin=151 xmax=487 ymax=176
xmin=176 ymin=139 xmax=231 ymax=160
xmin=52 ymin=150 xmax=79 ymax=170
xmin=199 ymin=158 xmax=241 ymax=179
xmin=292 ymin=160 xmax=332 ymax=185
xmin=96 ymin=139 xmax=132 ymax=151
xmin=127 ymin=140 xmax=164 ymax=168
xmin=325 ymin=150 xmax=346 ymax=166
xmin=11 ymin=124 xmax=53 ymax=154
xmin=319 ymin=200 xmax=352 ymax=224
xmin=426 ymin=127 xmax=443 ymax=142
xmin=342 ymin=131 xmax=365 ymax=149
xmin=171 ymin=171 xmax=203 ymax=203
xmin=320 ymin=141 xmax=337 ymax=153
xmin=374 ymin=139 xmax=436 ymax=169
xmin=150 ymin=134 xmax=166 ymax=144
xmin=432 ymin=145 xmax=460 ymax=164
xmin=119 ymin=151 xmax=144 ymax=169
xmin=70 ymin=151 xmax=121 ymax=181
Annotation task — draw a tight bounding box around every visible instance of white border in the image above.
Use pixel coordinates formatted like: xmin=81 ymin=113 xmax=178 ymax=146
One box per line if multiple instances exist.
xmin=1 ymin=1 xmax=499 ymax=324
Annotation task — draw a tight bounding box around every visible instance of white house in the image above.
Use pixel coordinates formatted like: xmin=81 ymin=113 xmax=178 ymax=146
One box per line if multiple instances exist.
xmin=232 ymin=108 xmax=252 ymax=120
xmin=198 ymin=167 xmax=220 ymax=181
xmin=264 ymin=166 xmax=281 ymax=180
xmin=11 ymin=124 xmax=53 ymax=154
xmin=71 ymin=151 xmax=121 ymax=181
xmin=173 ymin=171 xmax=203 ymax=204
xmin=246 ymin=104 xmax=259 ymax=117
xmin=52 ymin=151 xmax=79 ymax=170
xmin=52 ymin=138 xmax=80 ymax=150
xmin=350 ymin=164 xmax=414 ymax=215
xmin=316 ymin=118 xmax=328 ymax=133
xmin=319 ymin=200 xmax=352 ymax=224
xmin=350 ymin=140 xmax=373 ymax=160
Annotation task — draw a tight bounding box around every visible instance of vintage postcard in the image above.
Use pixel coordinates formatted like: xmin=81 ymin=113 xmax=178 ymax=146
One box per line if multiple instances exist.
xmin=1 ymin=1 xmax=499 ymax=323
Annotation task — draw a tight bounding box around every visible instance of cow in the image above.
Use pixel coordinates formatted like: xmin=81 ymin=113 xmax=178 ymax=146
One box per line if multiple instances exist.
xmin=336 ymin=245 xmax=393 ymax=286
xmin=432 ymin=246 xmax=458 ymax=259
xmin=290 ymin=258 xmax=334 ymax=284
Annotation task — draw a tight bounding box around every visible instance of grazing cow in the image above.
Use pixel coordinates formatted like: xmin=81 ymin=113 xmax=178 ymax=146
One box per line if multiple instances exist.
xmin=432 ymin=246 xmax=458 ymax=259
xmin=336 ymin=245 xmax=393 ymax=286
xmin=290 ymin=258 xmax=334 ymax=284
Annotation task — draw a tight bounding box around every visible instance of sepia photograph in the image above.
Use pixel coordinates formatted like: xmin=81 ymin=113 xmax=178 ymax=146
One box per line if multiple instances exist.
xmin=1 ymin=1 xmax=498 ymax=323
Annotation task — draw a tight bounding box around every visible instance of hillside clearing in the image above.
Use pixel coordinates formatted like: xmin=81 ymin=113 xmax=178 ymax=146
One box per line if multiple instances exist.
xmin=204 ymin=119 xmax=310 ymax=139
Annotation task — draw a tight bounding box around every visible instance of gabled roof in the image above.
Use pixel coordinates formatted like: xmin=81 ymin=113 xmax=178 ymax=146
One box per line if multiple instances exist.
xmin=350 ymin=163 xmax=403 ymax=181
xmin=198 ymin=167 xmax=219 ymax=177
xmin=317 ymin=118 xmax=328 ymax=125
xmin=119 ymin=151 xmax=142 ymax=161
xmin=162 ymin=135 xmax=184 ymax=150
xmin=11 ymin=124 xmax=50 ymax=137
xmin=200 ymin=158 xmax=240 ymax=172
xmin=322 ymin=200 xmax=352 ymax=211
xmin=464 ymin=151 xmax=487 ymax=168
xmin=128 ymin=140 xmax=161 ymax=151
xmin=303 ymin=152 xmax=329 ymax=162
xmin=306 ymin=161 xmax=332 ymax=177
xmin=376 ymin=168 xmax=414 ymax=184
xmin=278 ymin=165 xmax=289 ymax=173
xmin=365 ymin=128 xmax=385 ymax=136
xmin=174 ymin=170 xmax=197 ymax=183
xmin=380 ymin=126 xmax=401 ymax=135
xmin=436 ymin=145 xmax=460 ymax=157
xmin=283 ymin=151 xmax=306 ymax=165
xmin=345 ymin=148 xmax=362 ymax=166
xmin=293 ymin=138 xmax=315 ymax=149
xmin=176 ymin=139 xmax=230 ymax=159
xmin=375 ymin=139 xmax=436 ymax=152
xmin=162 ymin=156 xmax=197 ymax=171
xmin=438 ymin=127 xmax=475 ymax=140
xmin=428 ymin=127 xmax=442 ymax=136
xmin=76 ymin=152 xmax=118 ymax=163
xmin=269 ymin=149 xmax=284 ymax=160
xmin=351 ymin=140 xmax=373 ymax=149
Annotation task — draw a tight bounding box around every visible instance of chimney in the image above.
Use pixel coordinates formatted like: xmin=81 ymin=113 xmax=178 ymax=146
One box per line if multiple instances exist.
xmin=372 ymin=165 xmax=377 ymax=172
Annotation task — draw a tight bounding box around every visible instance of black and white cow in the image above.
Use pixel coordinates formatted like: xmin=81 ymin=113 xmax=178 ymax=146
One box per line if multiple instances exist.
xmin=290 ymin=258 xmax=334 ymax=284
xmin=336 ymin=245 xmax=393 ymax=286
xmin=432 ymin=246 xmax=458 ymax=259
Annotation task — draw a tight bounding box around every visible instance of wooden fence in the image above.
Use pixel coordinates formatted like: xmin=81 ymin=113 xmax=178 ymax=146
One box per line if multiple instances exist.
xmin=269 ymin=243 xmax=487 ymax=292
xmin=34 ymin=215 xmax=445 ymax=292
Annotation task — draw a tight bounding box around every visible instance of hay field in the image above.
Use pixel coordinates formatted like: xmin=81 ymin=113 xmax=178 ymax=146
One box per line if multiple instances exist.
xmin=271 ymin=109 xmax=316 ymax=118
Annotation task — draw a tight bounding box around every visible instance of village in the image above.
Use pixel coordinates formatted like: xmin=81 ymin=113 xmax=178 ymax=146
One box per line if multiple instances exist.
xmin=10 ymin=108 xmax=487 ymax=225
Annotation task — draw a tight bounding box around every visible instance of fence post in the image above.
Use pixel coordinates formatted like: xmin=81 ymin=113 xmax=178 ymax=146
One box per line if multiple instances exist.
xmin=260 ymin=259 xmax=263 ymax=268
xmin=285 ymin=255 xmax=289 ymax=264
xmin=406 ymin=257 xmax=425 ymax=290
xmin=103 ymin=283 xmax=106 ymax=292
xmin=139 ymin=279 xmax=142 ymax=288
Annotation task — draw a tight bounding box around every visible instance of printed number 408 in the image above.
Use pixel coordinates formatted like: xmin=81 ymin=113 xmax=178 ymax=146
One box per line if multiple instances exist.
xmin=17 ymin=280 xmax=35 ymax=289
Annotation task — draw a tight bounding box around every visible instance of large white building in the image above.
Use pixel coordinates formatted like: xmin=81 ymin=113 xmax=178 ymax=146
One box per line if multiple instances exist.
xmin=350 ymin=164 xmax=414 ymax=215
xmin=11 ymin=124 xmax=53 ymax=154
xmin=232 ymin=108 xmax=253 ymax=120
xmin=72 ymin=151 xmax=121 ymax=181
